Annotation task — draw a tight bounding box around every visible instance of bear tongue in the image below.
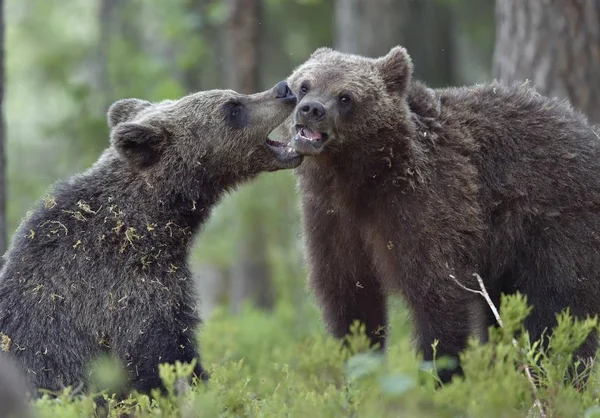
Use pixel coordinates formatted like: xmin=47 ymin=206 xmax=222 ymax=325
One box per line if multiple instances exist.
xmin=301 ymin=127 xmax=322 ymax=141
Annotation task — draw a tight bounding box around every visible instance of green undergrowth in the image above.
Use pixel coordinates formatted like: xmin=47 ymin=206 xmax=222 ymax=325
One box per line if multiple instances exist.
xmin=31 ymin=295 xmax=600 ymax=418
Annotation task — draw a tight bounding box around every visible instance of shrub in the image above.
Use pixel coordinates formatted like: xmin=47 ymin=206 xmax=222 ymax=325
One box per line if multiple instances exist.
xmin=29 ymin=294 xmax=600 ymax=417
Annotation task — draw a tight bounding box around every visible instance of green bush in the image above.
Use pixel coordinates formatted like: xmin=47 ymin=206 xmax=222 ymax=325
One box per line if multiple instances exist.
xmin=30 ymin=294 xmax=600 ymax=417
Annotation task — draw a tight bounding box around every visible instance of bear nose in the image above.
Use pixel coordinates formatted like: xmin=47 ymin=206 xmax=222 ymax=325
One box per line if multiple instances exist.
xmin=274 ymin=81 xmax=294 ymax=99
xmin=300 ymin=101 xmax=326 ymax=121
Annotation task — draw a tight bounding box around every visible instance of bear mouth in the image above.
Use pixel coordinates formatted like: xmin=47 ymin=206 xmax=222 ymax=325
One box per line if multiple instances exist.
xmin=292 ymin=124 xmax=329 ymax=155
xmin=265 ymin=138 xmax=304 ymax=168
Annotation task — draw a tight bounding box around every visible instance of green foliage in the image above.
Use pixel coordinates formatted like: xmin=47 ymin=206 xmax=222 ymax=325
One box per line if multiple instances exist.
xmin=26 ymin=294 xmax=600 ymax=417
xmin=86 ymin=355 xmax=128 ymax=395
xmin=436 ymin=294 xmax=600 ymax=418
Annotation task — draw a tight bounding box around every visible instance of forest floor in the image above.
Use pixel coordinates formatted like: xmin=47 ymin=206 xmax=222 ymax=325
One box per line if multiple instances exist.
xmin=30 ymin=295 xmax=600 ymax=418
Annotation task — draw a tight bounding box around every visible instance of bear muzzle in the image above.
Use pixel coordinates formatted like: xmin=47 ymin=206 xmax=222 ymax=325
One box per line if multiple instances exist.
xmin=273 ymin=81 xmax=297 ymax=104
xmin=292 ymin=122 xmax=330 ymax=156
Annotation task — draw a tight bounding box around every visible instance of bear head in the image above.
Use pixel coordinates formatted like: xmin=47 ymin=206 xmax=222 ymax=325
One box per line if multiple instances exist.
xmin=107 ymin=81 xmax=302 ymax=198
xmin=286 ymin=46 xmax=413 ymax=156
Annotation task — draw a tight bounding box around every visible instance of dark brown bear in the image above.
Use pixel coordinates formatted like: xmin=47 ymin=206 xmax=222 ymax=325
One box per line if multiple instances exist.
xmin=287 ymin=45 xmax=600 ymax=382
xmin=0 ymin=81 xmax=300 ymax=395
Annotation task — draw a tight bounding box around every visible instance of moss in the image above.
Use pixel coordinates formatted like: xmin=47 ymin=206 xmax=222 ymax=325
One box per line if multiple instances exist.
xmin=62 ymin=210 xmax=87 ymax=222
xmin=40 ymin=220 xmax=69 ymax=236
xmin=0 ymin=333 xmax=12 ymax=352
xmin=76 ymin=200 xmax=100 ymax=215
xmin=43 ymin=195 xmax=57 ymax=210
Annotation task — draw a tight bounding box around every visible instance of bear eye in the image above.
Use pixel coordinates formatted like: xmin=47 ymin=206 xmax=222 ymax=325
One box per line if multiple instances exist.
xmin=339 ymin=94 xmax=352 ymax=105
xmin=299 ymin=83 xmax=309 ymax=95
xmin=225 ymin=102 xmax=247 ymax=128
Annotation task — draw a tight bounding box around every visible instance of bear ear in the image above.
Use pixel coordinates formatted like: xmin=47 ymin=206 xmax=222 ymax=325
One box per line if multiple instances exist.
xmin=107 ymin=98 xmax=153 ymax=129
xmin=310 ymin=47 xmax=334 ymax=60
xmin=376 ymin=46 xmax=413 ymax=95
xmin=110 ymin=122 xmax=165 ymax=168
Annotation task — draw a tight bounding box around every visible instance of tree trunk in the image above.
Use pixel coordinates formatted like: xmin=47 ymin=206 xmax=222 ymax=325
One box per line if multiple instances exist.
xmin=95 ymin=0 xmax=117 ymax=112
xmin=226 ymin=0 xmax=274 ymax=312
xmin=226 ymin=0 xmax=261 ymax=93
xmin=0 ymin=0 xmax=5 ymax=268
xmin=335 ymin=0 xmax=405 ymax=57
xmin=404 ymin=1 xmax=456 ymax=87
xmin=334 ymin=0 xmax=456 ymax=87
xmin=181 ymin=0 xmax=208 ymax=92
xmin=180 ymin=0 xmax=227 ymax=92
xmin=494 ymin=0 xmax=600 ymax=124
xmin=230 ymin=217 xmax=273 ymax=312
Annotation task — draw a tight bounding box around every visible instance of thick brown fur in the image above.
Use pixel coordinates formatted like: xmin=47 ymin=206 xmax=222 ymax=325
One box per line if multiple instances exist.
xmin=287 ymin=46 xmax=600 ymax=383
xmin=0 ymin=81 xmax=300 ymax=395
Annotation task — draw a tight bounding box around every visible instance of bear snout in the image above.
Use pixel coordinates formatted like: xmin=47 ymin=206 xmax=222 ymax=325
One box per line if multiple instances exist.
xmin=273 ymin=80 xmax=296 ymax=102
xmin=299 ymin=101 xmax=326 ymax=122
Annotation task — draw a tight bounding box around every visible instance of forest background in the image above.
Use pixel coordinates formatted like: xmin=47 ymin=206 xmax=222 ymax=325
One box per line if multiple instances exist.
xmin=1 ymin=1 xmax=600 ymax=416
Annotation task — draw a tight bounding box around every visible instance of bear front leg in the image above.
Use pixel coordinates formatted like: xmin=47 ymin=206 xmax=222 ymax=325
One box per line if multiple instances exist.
xmin=117 ymin=320 xmax=207 ymax=394
xmin=409 ymin=286 xmax=476 ymax=384
xmin=316 ymin=271 xmax=388 ymax=350
xmin=302 ymin=202 xmax=387 ymax=349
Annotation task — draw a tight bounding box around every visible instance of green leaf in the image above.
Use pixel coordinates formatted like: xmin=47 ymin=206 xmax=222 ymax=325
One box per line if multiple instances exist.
xmin=345 ymin=352 xmax=384 ymax=382
xmin=378 ymin=374 xmax=415 ymax=396
xmin=206 ymin=1 xmax=228 ymax=24
xmin=585 ymin=407 xmax=600 ymax=418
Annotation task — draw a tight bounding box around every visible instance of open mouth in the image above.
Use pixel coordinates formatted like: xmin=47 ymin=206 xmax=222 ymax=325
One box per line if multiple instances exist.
xmin=292 ymin=125 xmax=329 ymax=155
xmin=265 ymin=137 xmax=303 ymax=167
xmin=265 ymin=138 xmax=295 ymax=153
xmin=297 ymin=125 xmax=328 ymax=143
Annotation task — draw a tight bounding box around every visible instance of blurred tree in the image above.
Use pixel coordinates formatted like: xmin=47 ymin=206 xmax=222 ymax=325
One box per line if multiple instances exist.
xmin=0 ymin=0 xmax=5 ymax=266
xmin=335 ymin=0 xmax=404 ymax=57
xmin=494 ymin=0 xmax=600 ymax=123
xmin=405 ymin=0 xmax=456 ymax=87
xmin=226 ymin=0 xmax=261 ymax=92
xmin=95 ymin=0 xmax=117 ymax=112
xmin=180 ymin=0 xmax=222 ymax=92
xmin=334 ymin=0 xmax=458 ymax=87
xmin=226 ymin=0 xmax=275 ymax=312
xmin=450 ymin=0 xmax=495 ymax=85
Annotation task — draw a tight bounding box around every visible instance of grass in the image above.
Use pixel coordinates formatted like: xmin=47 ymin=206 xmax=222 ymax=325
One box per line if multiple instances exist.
xmin=25 ymin=294 xmax=600 ymax=418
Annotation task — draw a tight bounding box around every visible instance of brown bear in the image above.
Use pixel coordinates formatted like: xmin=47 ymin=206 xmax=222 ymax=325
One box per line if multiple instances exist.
xmin=0 ymin=81 xmax=300 ymax=395
xmin=286 ymin=45 xmax=600 ymax=383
